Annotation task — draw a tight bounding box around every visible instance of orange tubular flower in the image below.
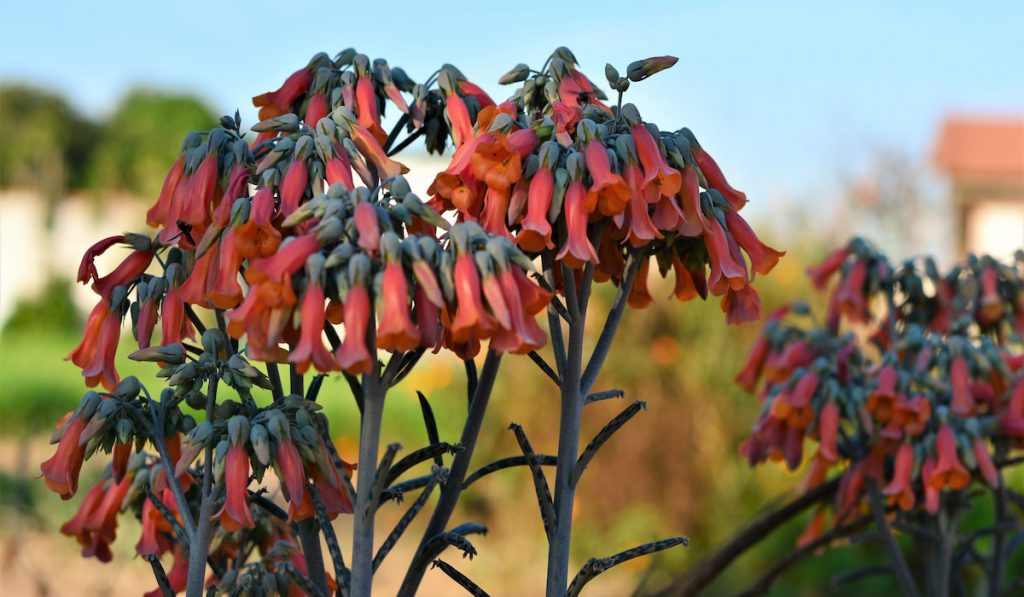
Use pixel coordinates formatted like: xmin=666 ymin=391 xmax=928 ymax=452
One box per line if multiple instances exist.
xmin=68 ymin=300 xmax=107 ymax=370
xmin=335 ymin=283 xmax=373 ymax=374
xmin=883 ymin=443 xmax=916 ymax=511
xmin=929 ymin=425 xmax=970 ymax=491
xmin=219 ymin=444 xmax=256 ymax=532
xmin=181 ymin=152 xmax=220 ymax=230
xmin=74 ymin=475 xmax=131 ymax=562
xmin=725 ymin=211 xmax=785 ymax=277
xmin=949 ymin=356 xmax=976 ymax=417
xmin=178 ymin=248 xmax=216 ymax=306
xmin=290 ymin=282 xmax=339 ymax=374
xmin=41 ymin=412 xmax=88 ymax=499
xmin=978 ymin=265 xmax=1004 ymax=325
xmin=214 ymin=164 xmax=251 ymax=227
xmin=354 ymin=202 xmax=381 ymax=254
xmin=796 ymin=507 xmax=827 ymax=549
xmin=585 ymin=140 xmax=630 ymax=216
xmin=111 ymin=441 xmax=132 ymax=483
xmin=972 ymin=438 xmax=999 ymax=487
xmin=692 ymin=145 xmax=747 ymax=210
xmin=480 ymin=188 xmax=512 ymax=238
xmin=77 ymin=235 xmax=125 ymax=286
xmin=631 ymin=124 xmax=681 ymax=196
xmin=491 ymin=267 xmax=547 ymax=354
xmin=892 ymin=395 xmax=931 ymax=437
xmin=671 ymin=257 xmax=704 ymax=302
xmin=735 ymin=336 xmax=768 ymax=391
xmin=556 ymin=180 xmax=600 ymax=267
xmin=351 ymin=125 xmax=408 ymax=179
xmin=377 ymin=261 xmax=421 ymax=352
xmin=355 ymin=73 xmax=387 ymax=144
xmin=235 ymin=188 xmax=282 ymax=259
xmin=627 ymin=257 xmax=654 ymax=309
xmin=867 ymin=365 xmax=900 ymax=423
xmin=834 ymin=260 xmax=869 ymax=323
xmin=415 ymin=286 xmax=442 ymax=350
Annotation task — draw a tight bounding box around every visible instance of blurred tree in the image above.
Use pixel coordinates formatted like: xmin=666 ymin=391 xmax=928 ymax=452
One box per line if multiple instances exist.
xmin=1 ymin=277 xmax=82 ymax=337
xmin=0 ymin=84 xmax=98 ymax=200
xmin=86 ymin=89 xmax=217 ymax=200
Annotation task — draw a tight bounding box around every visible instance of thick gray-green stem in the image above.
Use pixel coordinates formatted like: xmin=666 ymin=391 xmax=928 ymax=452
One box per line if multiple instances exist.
xmin=350 ymin=339 xmax=384 ymax=597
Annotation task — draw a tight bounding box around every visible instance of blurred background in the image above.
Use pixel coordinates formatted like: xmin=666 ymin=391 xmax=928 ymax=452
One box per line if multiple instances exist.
xmin=1 ymin=1 xmax=1022 ymax=595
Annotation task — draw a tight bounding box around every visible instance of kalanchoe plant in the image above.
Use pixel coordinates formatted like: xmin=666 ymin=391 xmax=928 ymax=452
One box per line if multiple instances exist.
xmin=42 ymin=47 xmax=777 ymax=597
xmin=664 ymin=241 xmax=1024 ymax=596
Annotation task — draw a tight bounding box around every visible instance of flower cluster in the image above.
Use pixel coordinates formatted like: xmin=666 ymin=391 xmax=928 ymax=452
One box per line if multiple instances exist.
xmin=737 ymin=239 xmax=1024 ymax=544
xmin=427 ymin=48 xmax=783 ymax=323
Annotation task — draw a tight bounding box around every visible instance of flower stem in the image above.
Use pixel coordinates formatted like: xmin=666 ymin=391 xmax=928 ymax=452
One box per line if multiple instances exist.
xmin=350 ymin=323 xmax=383 ymax=597
xmin=545 ymin=264 xmax=591 ymax=596
xmin=185 ymin=376 xmax=219 ymax=597
xmin=397 ymin=350 xmax=503 ymax=597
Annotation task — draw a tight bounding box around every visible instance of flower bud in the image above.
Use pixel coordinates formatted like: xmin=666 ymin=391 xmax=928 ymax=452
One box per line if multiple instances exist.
xmin=626 ymin=56 xmax=679 ymax=82
xmin=499 ymin=63 xmax=531 ymax=85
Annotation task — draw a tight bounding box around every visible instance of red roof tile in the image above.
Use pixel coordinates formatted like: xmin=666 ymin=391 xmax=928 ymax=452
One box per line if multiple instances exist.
xmin=933 ymin=116 xmax=1024 ymax=179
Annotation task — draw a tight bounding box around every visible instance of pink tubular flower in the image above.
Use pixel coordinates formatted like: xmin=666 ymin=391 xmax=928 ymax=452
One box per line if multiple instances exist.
xmin=305 ymin=92 xmax=328 ymax=127
xmin=40 ymin=412 xmax=88 ymax=499
xmin=161 ymin=285 xmax=192 ymax=346
xmin=414 ymin=286 xmax=442 ymax=350
xmin=290 ymin=282 xmax=339 ymax=374
xmin=704 ymin=218 xmax=748 ymax=295
xmin=450 ymin=253 xmax=497 ymax=342
xmin=248 ymin=234 xmax=320 ymax=284
xmin=350 ymin=125 xmax=408 ymax=179
xmin=280 ymin=159 xmax=309 ymax=217
xmin=377 ymin=261 xmax=421 ymax=352
xmin=354 ymin=202 xmax=380 ymax=254
xmin=81 ymin=303 xmax=121 ymax=390
xmin=206 ymin=231 xmax=245 ymax=309
xmin=949 ymin=356 xmax=976 ymax=417
xmin=445 ymin=92 xmax=474 ymax=148
xmin=218 ymin=445 xmax=256 ymax=532
xmin=147 ymin=155 xmax=185 ymax=228
xmin=235 ymin=188 xmax=282 ymax=259
xmin=355 ymin=73 xmax=386 ymax=144
xmin=326 ymin=150 xmax=356 ymax=190
xmin=806 ymin=247 xmax=849 ymax=290
xmin=725 ymin=211 xmax=784 ymax=276
xmin=834 ymin=259 xmax=869 ymax=323
xmin=517 ymin=168 xmax=555 ymax=252
xmin=692 ymin=145 xmax=746 ymax=210
xmin=972 ymin=438 xmax=999 ymax=488
xmin=817 ymin=401 xmax=840 ymax=463
xmin=254 ymin=67 xmax=312 ymax=115
xmin=77 ymin=235 xmax=125 ymax=286
xmin=631 ymin=124 xmax=681 ymax=196
xmin=214 ymin=163 xmax=251 ymax=227
xmin=883 ymin=443 xmax=916 ymax=511
xmin=335 ymin=283 xmax=372 ymax=374
xmin=93 ymin=249 xmax=154 ymax=301
xmin=555 ymin=180 xmax=599 ymax=267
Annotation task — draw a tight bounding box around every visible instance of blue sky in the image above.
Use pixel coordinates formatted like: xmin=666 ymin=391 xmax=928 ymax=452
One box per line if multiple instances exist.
xmin=2 ymin=1 xmax=1022 ymax=212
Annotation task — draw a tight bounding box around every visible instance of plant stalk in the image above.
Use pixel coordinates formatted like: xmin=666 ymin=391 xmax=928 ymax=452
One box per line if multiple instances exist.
xmin=350 ymin=357 xmax=385 ymax=597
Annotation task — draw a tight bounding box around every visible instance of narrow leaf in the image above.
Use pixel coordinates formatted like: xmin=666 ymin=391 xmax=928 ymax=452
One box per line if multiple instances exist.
xmin=508 ymin=423 xmax=556 ymax=541
xmin=566 ymin=536 xmax=688 ymax=597
xmin=572 ymin=400 xmax=646 ymax=487
xmin=430 ymin=559 xmax=490 ymax=597
xmin=463 ymin=455 xmax=558 ymax=489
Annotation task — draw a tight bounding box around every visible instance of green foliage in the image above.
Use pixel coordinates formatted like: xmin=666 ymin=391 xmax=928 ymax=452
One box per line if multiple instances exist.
xmin=86 ymin=89 xmax=217 ymax=199
xmin=2 ymin=278 xmax=83 ymax=337
xmin=0 ymin=84 xmax=99 ymax=197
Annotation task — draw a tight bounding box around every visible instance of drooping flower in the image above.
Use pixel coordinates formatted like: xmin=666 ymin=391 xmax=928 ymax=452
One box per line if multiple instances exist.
xmin=450 ymin=253 xmax=497 ymax=342
xmin=817 ymin=401 xmax=840 ymax=463
xmin=725 ymin=211 xmax=785 ymax=277
xmin=929 ymin=425 xmax=970 ymax=491
xmin=882 ymin=443 xmax=916 ymax=511
xmin=377 ymin=258 xmax=420 ymax=352
xmin=40 ymin=412 xmax=87 ymax=499
xmin=866 ymin=365 xmax=900 ymax=424
xmin=972 ymin=438 xmax=999 ymax=488
xmin=218 ymin=444 xmax=256 ymax=532
xmin=335 ymin=283 xmax=373 ymax=374
xmin=555 ymin=179 xmax=599 ymax=267
xmin=949 ymin=356 xmax=976 ymax=417
xmin=290 ymin=273 xmax=339 ymax=374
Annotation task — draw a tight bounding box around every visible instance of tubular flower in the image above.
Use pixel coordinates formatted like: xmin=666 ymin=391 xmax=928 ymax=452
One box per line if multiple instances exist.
xmin=817 ymin=401 xmax=840 ymax=463
xmin=335 ymin=283 xmax=373 ymax=374
xmin=290 ymin=281 xmax=339 ymax=374
xmin=725 ymin=211 xmax=784 ymax=277
xmin=450 ymin=253 xmax=497 ymax=342
xmin=355 ymin=72 xmax=387 ymax=144
xmin=692 ymin=144 xmax=746 ymax=210
xmin=377 ymin=261 xmax=420 ymax=352
xmin=721 ymin=283 xmax=762 ymax=325
xmin=490 ymin=266 xmax=548 ymax=354
xmin=883 ymin=443 xmax=916 ymax=511
xmin=353 ymin=202 xmax=380 ymax=254
xmin=161 ymin=285 xmax=192 ymax=346
xmin=350 ymin=124 xmax=408 ymax=179
xmin=704 ymin=218 xmax=747 ymax=295
xmin=77 ymin=235 xmax=126 ymax=286
xmin=280 ymin=159 xmax=309 ymax=217
xmin=518 ymin=165 xmax=555 ymax=252
xmin=867 ymin=365 xmax=900 ymax=424
xmin=218 ymin=444 xmax=256 ymax=532
xmin=147 ymin=155 xmax=185 ymax=228
xmin=81 ymin=301 xmax=122 ymax=390
xmin=949 ymin=356 xmax=976 ymax=417
xmin=627 ymin=257 xmax=654 ymax=309
xmin=235 ymin=188 xmax=282 ymax=259
xmin=59 ymin=482 xmax=109 ymax=560
xmin=207 ymin=230 xmax=245 ymax=309
xmin=584 ymin=140 xmax=630 ymax=216
xmin=892 ymin=395 xmax=931 ymax=437
xmin=977 ymin=265 xmax=1004 ymax=326
xmin=445 ymin=90 xmax=474 ymax=148
xmin=415 ymin=286 xmax=442 ymax=350
xmin=275 ymin=440 xmax=309 ymax=520
xmin=253 ymin=66 xmax=313 ymax=117
xmin=177 ymin=247 xmax=216 ymax=306
xmin=326 ymin=149 xmax=356 ymax=190
xmin=40 ymin=412 xmax=88 ymax=499
xmin=556 ymin=180 xmax=600 ymax=267
xmin=735 ymin=336 xmax=768 ymax=392
xmin=631 ymin=124 xmax=681 ymax=196
xmin=674 ymin=165 xmax=705 ymax=236
xmin=806 ymin=247 xmax=849 ymax=289
xmin=247 ymin=235 xmax=320 ymax=284
xmin=833 ymin=260 xmax=869 ymax=323
xmin=671 ymin=257 xmax=704 ymax=302
xmin=621 ymin=161 xmax=662 ymax=247
xmin=214 ymin=163 xmax=251 ymax=227
xmin=93 ymin=249 xmax=154 ymax=301
xmin=972 ymin=438 xmax=999 ymax=488
xmin=929 ymin=425 xmax=970 ymax=491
